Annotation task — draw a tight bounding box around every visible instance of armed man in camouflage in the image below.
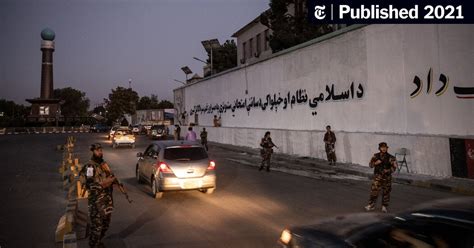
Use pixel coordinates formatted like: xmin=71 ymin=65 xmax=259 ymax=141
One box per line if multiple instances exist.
xmin=323 ymin=125 xmax=337 ymax=165
xmin=200 ymin=127 xmax=208 ymax=151
xmin=259 ymin=131 xmax=277 ymax=172
xmin=80 ymin=143 xmax=115 ymax=248
xmin=365 ymin=142 xmax=398 ymax=213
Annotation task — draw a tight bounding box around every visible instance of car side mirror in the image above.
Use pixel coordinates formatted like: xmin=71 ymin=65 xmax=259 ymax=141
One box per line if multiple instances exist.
xmin=137 ymin=152 xmax=143 ymax=157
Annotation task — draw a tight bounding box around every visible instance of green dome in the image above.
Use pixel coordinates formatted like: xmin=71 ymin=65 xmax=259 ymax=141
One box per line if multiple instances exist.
xmin=41 ymin=28 xmax=55 ymax=41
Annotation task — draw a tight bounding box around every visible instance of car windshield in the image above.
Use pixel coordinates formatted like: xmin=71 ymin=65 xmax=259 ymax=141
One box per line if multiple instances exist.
xmin=116 ymin=129 xmax=132 ymax=135
xmin=164 ymin=147 xmax=208 ymax=161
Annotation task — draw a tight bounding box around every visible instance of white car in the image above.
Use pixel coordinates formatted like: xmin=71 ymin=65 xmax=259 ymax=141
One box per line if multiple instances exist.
xmin=108 ymin=126 xmax=128 ymax=140
xmin=111 ymin=128 xmax=136 ymax=148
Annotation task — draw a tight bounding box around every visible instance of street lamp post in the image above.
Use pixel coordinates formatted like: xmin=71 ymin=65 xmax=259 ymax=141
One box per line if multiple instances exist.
xmin=173 ymin=79 xmax=186 ymax=85
xmin=193 ymin=57 xmax=207 ymax=64
xmin=200 ymin=39 xmax=220 ymax=76
xmin=180 ymin=66 xmax=193 ymax=83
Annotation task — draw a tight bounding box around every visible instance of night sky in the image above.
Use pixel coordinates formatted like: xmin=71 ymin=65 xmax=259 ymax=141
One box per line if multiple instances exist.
xmin=0 ymin=0 xmax=268 ymax=107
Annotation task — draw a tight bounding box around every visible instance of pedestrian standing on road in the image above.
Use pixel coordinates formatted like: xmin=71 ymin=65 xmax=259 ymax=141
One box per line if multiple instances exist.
xmin=259 ymin=131 xmax=277 ymax=172
xmin=174 ymin=125 xmax=181 ymax=140
xmin=185 ymin=126 xmax=197 ymax=141
xmin=323 ymin=125 xmax=337 ymax=165
xmin=365 ymin=142 xmax=398 ymax=213
xmin=80 ymin=143 xmax=115 ymax=248
xmin=200 ymin=128 xmax=208 ymax=151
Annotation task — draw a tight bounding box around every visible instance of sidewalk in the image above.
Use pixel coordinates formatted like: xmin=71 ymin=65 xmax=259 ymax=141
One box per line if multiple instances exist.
xmin=210 ymin=142 xmax=474 ymax=195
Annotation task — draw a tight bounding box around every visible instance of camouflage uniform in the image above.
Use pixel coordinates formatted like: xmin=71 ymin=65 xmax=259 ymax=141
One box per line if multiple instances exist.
xmin=259 ymin=136 xmax=275 ymax=172
xmin=367 ymin=152 xmax=397 ymax=207
xmin=174 ymin=125 xmax=181 ymax=140
xmin=80 ymin=157 xmax=114 ymax=248
xmin=323 ymin=131 xmax=337 ymax=164
xmin=200 ymin=130 xmax=208 ymax=151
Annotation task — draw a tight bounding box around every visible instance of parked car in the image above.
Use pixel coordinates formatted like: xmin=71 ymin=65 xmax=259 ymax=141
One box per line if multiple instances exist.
xmin=90 ymin=123 xmax=109 ymax=133
xmin=111 ymin=128 xmax=135 ymax=148
xmin=278 ymin=197 xmax=474 ymax=248
xmin=135 ymin=140 xmax=216 ymax=199
xmin=150 ymin=124 xmax=169 ymax=140
xmin=131 ymin=125 xmax=141 ymax=135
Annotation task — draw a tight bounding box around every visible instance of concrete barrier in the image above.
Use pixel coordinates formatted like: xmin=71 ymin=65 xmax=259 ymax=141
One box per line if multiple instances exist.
xmin=56 ymin=138 xmax=89 ymax=243
xmin=63 ymin=232 xmax=77 ymax=248
xmin=66 ymin=198 xmax=88 ymax=240
xmin=55 ymin=212 xmax=74 ymax=242
xmin=1 ymin=126 xmax=91 ymax=135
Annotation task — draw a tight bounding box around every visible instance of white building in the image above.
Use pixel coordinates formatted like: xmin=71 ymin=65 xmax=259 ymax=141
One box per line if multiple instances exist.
xmin=174 ymin=24 xmax=474 ymax=179
xmin=231 ymin=13 xmax=273 ymax=65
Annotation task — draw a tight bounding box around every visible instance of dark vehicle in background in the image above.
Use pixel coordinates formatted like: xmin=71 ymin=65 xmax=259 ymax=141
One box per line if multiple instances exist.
xmin=135 ymin=140 xmax=216 ymax=199
xmin=131 ymin=125 xmax=141 ymax=135
xmin=149 ymin=124 xmax=169 ymax=140
xmin=278 ymin=197 xmax=474 ymax=248
xmin=90 ymin=123 xmax=109 ymax=133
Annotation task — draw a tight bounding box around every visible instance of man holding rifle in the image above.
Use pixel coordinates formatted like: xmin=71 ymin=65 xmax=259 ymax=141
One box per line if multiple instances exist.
xmin=365 ymin=142 xmax=397 ymax=213
xmin=259 ymin=131 xmax=278 ymax=172
xmin=80 ymin=143 xmax=131 ymax=248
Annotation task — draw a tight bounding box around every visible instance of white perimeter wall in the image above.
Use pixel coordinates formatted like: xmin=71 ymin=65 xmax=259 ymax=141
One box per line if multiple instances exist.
xmin=176 ymin=24 xmax=474 ymax=177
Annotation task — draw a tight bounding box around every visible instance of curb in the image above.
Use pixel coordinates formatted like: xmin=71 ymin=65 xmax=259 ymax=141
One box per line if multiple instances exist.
xmin=212 ymin=142 xmax=474 ymax=196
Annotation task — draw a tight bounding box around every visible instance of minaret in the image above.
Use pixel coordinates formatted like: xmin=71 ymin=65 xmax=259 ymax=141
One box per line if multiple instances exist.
xmin=40 ymin=28 xmax=55 ymax=99
xmin=26 ymin=28 xmax=61 ymax=123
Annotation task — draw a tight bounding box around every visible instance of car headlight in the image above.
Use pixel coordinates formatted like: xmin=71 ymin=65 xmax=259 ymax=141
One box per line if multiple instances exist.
xmin=280 ymin=229 xmax=292 ymax=245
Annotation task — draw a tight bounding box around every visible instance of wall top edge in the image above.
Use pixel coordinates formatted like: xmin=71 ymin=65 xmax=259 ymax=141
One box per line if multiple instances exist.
xmin=172 ymin=24 xmax=368 ymax=91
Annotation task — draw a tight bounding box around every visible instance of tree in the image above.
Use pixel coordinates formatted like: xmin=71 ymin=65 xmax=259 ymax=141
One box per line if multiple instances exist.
xmin=92 ymin=105 xmax=106 ymax=115
xmin=104 ymin=86 xmax=139 ymax=123
xmin=0 ymin=99 xmax=29 ymax=117
xmin=137 ymin=94 xmax=160 ymax=110
xmin=53 ymin=87 xmax=90 ymax=117
xmin=260 ymin=0 xmax=333 ymax=53
xmin=0 ymin=99 xmax=30 ymax=127
xmin=205 ymin=40 xmax=237 ymax=76
xmin=157 ymin=100 xmax=174 ymax=109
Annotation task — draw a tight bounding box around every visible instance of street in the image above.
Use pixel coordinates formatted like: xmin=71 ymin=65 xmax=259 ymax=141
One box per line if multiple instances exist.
xmin=0 ymin=133 xmax=464 ymax=248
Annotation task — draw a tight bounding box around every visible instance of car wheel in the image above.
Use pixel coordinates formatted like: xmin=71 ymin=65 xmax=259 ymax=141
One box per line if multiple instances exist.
xmin=151 ymin=177 xmax=163 ymax=199
xmin=136 ymin=166 xmax=143 ymax=184
xmin=202 ymin=188 xmax=215 ymax=194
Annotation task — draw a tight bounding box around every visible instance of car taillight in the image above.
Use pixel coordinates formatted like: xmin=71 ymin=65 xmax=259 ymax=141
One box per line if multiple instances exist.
xmin=280 ymin=229 xmax=292 ymax=245
xmin=157 ymin=162 xmax=172 ymax=173
xmin=207 ymin=160 xmax=216 ymax=170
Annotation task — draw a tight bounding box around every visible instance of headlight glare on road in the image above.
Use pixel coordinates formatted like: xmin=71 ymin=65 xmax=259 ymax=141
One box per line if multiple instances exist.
xmin=280 ymin=229 xmax=292 ymax=245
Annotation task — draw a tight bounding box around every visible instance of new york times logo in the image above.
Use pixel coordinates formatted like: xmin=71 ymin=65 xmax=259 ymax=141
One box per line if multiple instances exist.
xmin=308 ymin=0 xmax=470 ymax=24
xmin=314 ymin=5 xmax=326 ymax=20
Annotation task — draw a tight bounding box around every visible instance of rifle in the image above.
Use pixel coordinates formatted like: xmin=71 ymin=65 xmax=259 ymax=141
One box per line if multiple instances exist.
xmin=81 ymin=182 xmax=87 ymax=198
xmin=271 ymin=140 xmax=279 ymax=149
xmin=100 ymin=162 xmax=133 ymax=203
